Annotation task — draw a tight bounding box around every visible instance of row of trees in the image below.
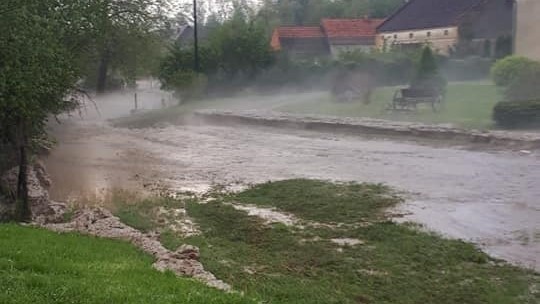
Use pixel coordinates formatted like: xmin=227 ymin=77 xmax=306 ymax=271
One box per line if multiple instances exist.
xmin=159 ymin=0 xmax=407 ymax=99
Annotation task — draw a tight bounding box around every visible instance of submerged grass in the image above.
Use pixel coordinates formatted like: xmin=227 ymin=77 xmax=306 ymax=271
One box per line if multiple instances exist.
xmin=71 ymin=179 xmax=539 ymax=303
xmin=0 ymin=224 xmax=253 ymax=304
xmin=180 ymin=179 xmax=539 ymax=303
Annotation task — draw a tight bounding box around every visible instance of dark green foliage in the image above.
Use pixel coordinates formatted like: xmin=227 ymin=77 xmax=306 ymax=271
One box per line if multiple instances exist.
xmin=493 ymin=100 xmax=540 ymax=128
xmin=0 ymin=1 xmax=84 ymax=220
xmin=159 ymin=10 xmax=274 ymax=98
xmin=0 ymin=224 xmax=254 ymax=304
xmin=411 ymin=46 xmax=447 ymax=93
xmin=260 ymin=0 xmax=403 ymax=26
xmin=494 ymin=35 xmax=513 ymax=59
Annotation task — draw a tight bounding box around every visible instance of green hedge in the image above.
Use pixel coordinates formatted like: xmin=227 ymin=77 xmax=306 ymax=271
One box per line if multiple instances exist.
xmin=493 ymin=100 xmax=540 ymax=128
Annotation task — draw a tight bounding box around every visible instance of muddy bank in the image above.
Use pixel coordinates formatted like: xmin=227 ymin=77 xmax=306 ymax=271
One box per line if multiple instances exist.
xmin=194 ymin=110 xmax=540 ymax=150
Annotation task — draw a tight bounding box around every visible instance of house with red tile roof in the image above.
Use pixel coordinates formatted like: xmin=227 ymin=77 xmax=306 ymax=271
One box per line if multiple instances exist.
xmin=321 ymin=18 xmax=385 ymax=57
xmin=270 ymin=18 xmax=383 ymax=58
xmin=270 ymin=26 xmax=329 ymax=57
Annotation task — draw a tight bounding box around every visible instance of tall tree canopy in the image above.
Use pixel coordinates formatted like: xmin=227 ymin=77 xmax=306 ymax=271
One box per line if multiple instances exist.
xmin=0 ymin=0 xmax=82 ymax=220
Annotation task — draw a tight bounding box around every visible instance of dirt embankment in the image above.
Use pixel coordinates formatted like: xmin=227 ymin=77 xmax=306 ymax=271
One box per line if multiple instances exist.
xmin=194 ymin=110 xmax=540 ymax=150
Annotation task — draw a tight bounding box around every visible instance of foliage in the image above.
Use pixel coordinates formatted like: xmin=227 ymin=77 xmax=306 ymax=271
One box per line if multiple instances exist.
xmin=494 ymin=35 xmax=513 ymax=59
xmin=258 ymin=0 xmax=403 ymax=26
xmin=0 ymin=0 xmax=83 ymax=220
xmin=159 ymin=9 xmax=274 ymax=98
xmin=493 ymin=100 xmax=540 ymax=128
xmin=209 ymin=12 xmax=274 ymax=79
xmin=71 ymin=0 xmax=170 ymax=92
xmin=491 ymin=56 xmax=540 ymax=101
xmin=411 ymin=46 xmax=447 ymax=93
xmin=491 ymin=56 xmax=537 ymax=87
xmin=0 ymin=224 xmax=254 ymax=304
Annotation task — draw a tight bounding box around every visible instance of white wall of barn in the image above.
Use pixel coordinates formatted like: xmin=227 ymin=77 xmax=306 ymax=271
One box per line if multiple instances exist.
xmin=376 ymin=26 xmax=459 ymax=55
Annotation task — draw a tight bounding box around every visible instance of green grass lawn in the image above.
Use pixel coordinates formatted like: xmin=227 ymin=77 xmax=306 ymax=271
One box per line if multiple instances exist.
xmin=278 ymin=82 xmax=502 ymax=129
xmin=110 ymin=180 xmax=540 ymax=304
xmin=0 ymin=224 xmax=253 ymax=304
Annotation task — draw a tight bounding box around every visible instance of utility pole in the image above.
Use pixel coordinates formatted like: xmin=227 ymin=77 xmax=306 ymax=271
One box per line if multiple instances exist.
xmin=193 ymin=0 xmax=200 ymax=72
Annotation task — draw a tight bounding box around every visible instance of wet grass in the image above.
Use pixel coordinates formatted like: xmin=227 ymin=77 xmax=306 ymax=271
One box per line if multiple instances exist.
xmin=233 ymin=179 xmax=400 ymax=224
xmin=151 ymin=179 xmax=538 ymax=304
xmin=0 ymin=224 xmax=253 ymax=304
xmin=111 ymin=195 xmax=188 ymax=239
xmin=279 ymin=82 xmax=501 ymax=129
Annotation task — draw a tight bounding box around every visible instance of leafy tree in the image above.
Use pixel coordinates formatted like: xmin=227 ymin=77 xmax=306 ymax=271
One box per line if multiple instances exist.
xmin=74 ymin=0 xmax=170 ymax=92
xmin=0 ymin=0 xmax=81 ymax=220
xmin=209 ymin=11 xmax=274 ymax=78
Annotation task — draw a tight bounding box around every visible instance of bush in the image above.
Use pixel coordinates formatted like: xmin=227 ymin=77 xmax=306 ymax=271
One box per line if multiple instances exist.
xmin=491 ymin=56 xmax=540 ymax=101
xmin=490 ymin=56 xmax=537 ymax=87
xmin=411 ymin=46 xmax=447 ymax=94
xmin=493 ymin=100 xmax=540 ymax=127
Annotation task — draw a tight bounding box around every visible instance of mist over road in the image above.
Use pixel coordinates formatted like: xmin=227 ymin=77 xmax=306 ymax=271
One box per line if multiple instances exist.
xmin=45 ymin=88 xmax=540 ymax=271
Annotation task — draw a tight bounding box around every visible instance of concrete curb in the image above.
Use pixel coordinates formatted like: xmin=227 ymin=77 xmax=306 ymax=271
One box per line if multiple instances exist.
xmin=194 ymin=110 xmax=540 ymax=150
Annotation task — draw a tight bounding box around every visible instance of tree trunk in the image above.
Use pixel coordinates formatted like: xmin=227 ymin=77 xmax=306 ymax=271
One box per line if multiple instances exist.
xmin=16 ymin=122 xmax=30 ymax=222
xmin=96 ymin=49 xmax=110 ymax=94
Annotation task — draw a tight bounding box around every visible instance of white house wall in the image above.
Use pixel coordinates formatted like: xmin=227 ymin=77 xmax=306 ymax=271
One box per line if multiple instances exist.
xmin=377 ymin=26 xmax=459 ymax=55
xmin=515 ymin=0 xmax=540 ymax=61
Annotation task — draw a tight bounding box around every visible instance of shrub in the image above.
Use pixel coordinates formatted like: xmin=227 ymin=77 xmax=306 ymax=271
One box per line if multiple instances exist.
xmin=493 ymin=100 xmax=540 ymax=127
xmin=490 ymin=56 xmax=537 ymax=87
xmin=411 ymin=46 xmax=447 ymax=94
xmin=491 ymin=56 xmax=540 ymax=101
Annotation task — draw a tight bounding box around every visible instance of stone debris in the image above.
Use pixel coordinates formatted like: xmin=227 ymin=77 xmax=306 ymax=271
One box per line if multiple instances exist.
xmin=230 ymin=203 xmax=298 ymax=226
xmin=45 ymin=208 xmax=230 ymax=291
xmin=156 ymin=207 xmax=200 ymax=237
xmin=330 ymin=238 xmax=365 ymax=246
xmin=1 ymin=163 xmax=66 ymax=223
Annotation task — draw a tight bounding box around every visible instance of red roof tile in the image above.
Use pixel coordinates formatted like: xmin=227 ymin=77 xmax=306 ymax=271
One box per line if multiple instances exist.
xmin=275 ymin=27 xmax=326 ymax=38
xmin=321 ymin=18 xmax=385 ymax=38
xmin=271 ymin=27 xmax=326 ymax=51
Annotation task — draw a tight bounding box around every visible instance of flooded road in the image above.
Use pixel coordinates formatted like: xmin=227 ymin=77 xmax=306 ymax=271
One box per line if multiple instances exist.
xmin=44 ymin=88 xmax=540 ymax=271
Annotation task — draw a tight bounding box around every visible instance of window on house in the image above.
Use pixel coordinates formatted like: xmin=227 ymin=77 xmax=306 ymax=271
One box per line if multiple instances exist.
xmin=444 ymin=30 xmax=449 ymax=36
xmin=427 ymin=31 xmax=431 ymax=37
xmin=393 ymin=34 xmax=397 ymax=39
xmin=409 ymin=33 xmax=414 ymax=38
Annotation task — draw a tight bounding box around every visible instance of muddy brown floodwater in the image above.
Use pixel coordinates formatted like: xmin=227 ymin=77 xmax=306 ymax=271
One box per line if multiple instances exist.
xmin=44 ymin=85 xmax=540 ymax=271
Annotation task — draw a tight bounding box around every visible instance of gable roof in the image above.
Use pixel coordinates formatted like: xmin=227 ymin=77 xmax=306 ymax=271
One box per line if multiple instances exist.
xmin=273 ymin=27 xmax=325 ymax=38
xmin=377 ymin=0 xmax=484 ymax=32
xmin=321 ymin=18 xmax=385 ymax=38
xmin=270 ymin=26 xmax=326 ymax=51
